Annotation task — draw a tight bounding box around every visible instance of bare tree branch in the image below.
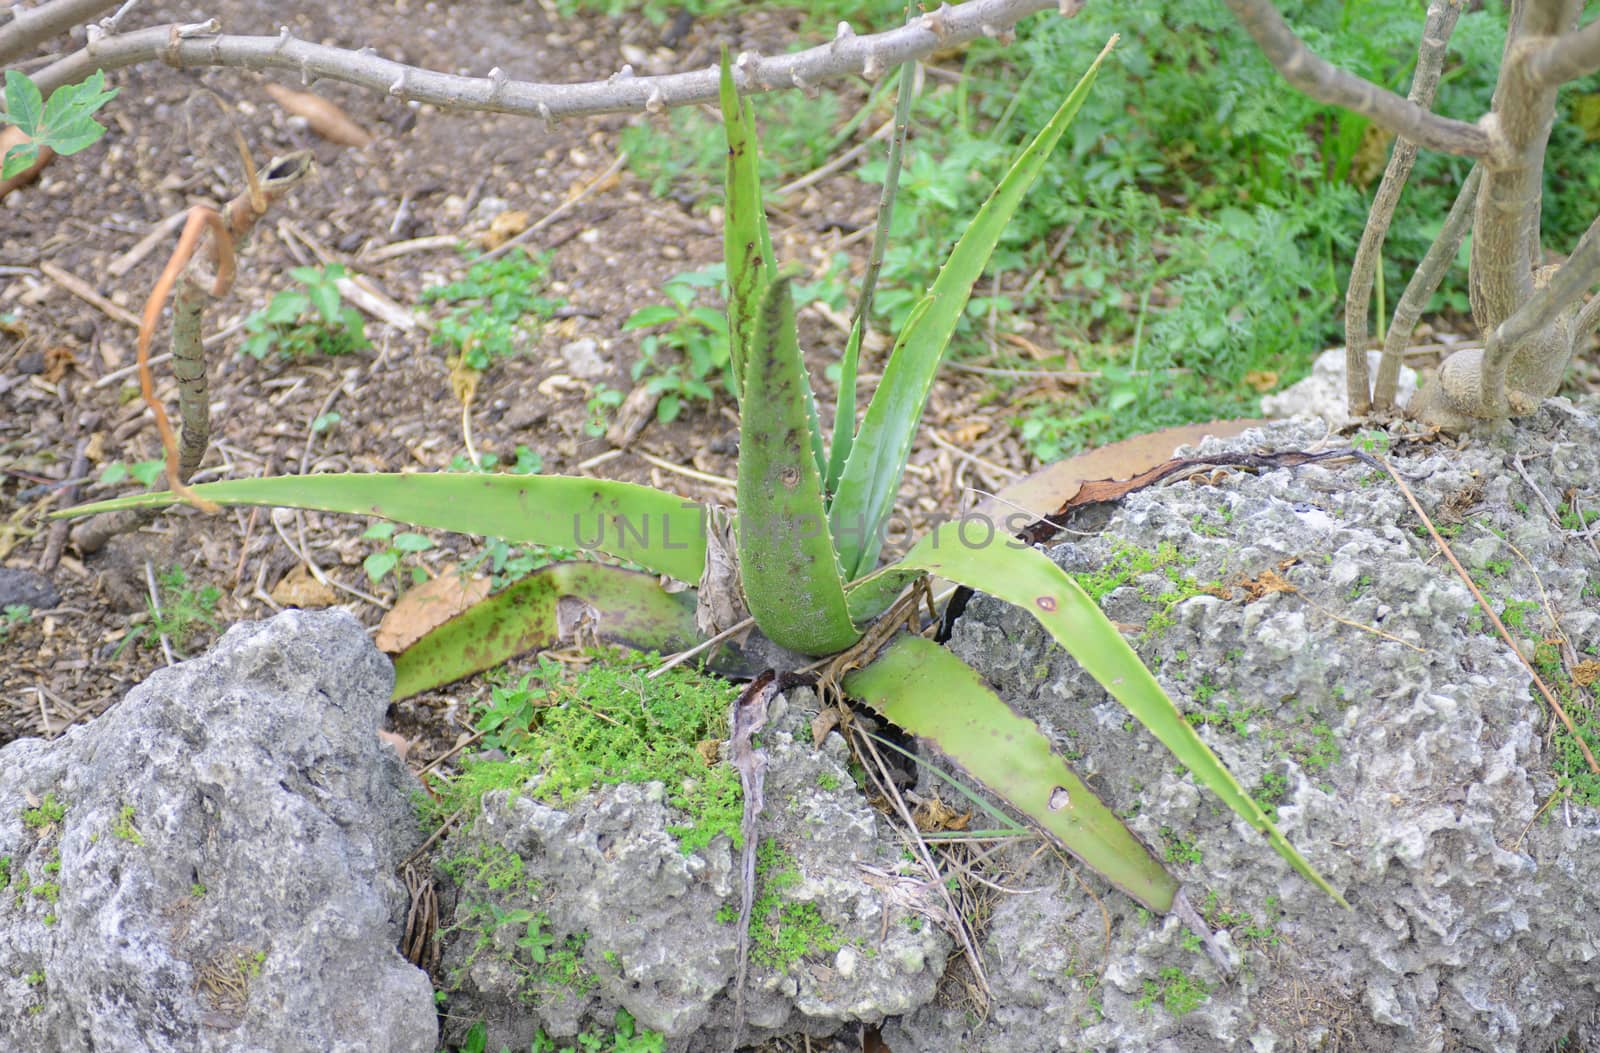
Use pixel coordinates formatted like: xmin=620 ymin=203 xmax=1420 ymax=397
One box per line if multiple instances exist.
xmin=1376 ymin=165 xmax=1481 ymax=411
xmin=1482 ymin=205 xmax=1600 ymax=410
xmin=1576 ymin=287 xmax=1600 ymax=341
xmin=1468 ymin=0 xmax=1583 ymax=331
xmin=0 ymin=0 xmax=119 ymax=66
xmin=33 ymin=0 xmax=1065 ymax=117
xmin=1344 ymin=0 xmax=1463 ymax=414
xmin=1218 ymin=0 xmax=1500 ymax=161
xmin=1525 ymin=13 xmax=1600 ymax=87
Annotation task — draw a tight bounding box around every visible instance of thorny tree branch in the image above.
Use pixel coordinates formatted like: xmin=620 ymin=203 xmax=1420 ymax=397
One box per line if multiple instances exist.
xmin=32 ymin=0 xmax=1069 ymax=116
xmin=0 ymin=0 xmax=118 ymax=66
xmin=1343 ymin=0 xmax=1463 ymax=414
xmin=1372 ymin=165 xmax=1482 ymax=411
xmin=1218 ymin=0 xmax=1501 ymax=161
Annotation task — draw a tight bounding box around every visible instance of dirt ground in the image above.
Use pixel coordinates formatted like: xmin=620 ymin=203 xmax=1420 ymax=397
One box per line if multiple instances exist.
xmin=0 ymin=0 xmax=1041 ymax=760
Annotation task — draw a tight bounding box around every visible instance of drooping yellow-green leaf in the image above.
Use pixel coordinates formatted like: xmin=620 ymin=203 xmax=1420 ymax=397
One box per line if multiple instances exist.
xmin=830 ymin=39 xmax=1116 ymax=579
xmin=844 ymin=632 xmax=1177 ymax=912
xmin=56 ymin=474 xmax=709 ymax=586
xmin=892 ymin=525 xmax=1350 ymax=907
xmin=392 ymin=562 xmax=701 ymax=699
xmin=737 ymin=275 xmax=860 ymax=656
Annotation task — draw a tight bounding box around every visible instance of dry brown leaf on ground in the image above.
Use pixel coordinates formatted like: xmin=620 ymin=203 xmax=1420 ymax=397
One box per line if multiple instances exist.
xmin=263 ymin=83 xmax=374 ymax=147
xmin=0 ymin=127 xmax=54 ymax=199
xmin=480 ymin=210 xmax=530 ymax=249
xmin=976 ymin=419 xmax=1270 ymax=524
xmin=375 ymin=565 xmax=491 ymax=653
xmin=270 ymin=564 xmax=339 ymax=608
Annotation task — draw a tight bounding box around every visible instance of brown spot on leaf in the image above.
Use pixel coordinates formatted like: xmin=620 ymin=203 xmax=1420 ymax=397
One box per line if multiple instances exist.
xmin=1035 ymin=596 xmax=1057 ymax=613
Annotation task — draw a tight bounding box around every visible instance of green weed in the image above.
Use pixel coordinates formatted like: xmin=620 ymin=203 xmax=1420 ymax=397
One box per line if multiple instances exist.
xmin=420 ymin=249 xmax=562 ymax=371
xmin=241 ymin=265 xmax=369 ymax=359
xmin=748 ymin=839 xmax=842 ymax=971
xmin=0 ymin=603 xmax=29 ymax=641
xmin=361 ymin=521 xmax=436 ymax=588
xmin=1133 ymin=966 xmax=1210 ymax=1016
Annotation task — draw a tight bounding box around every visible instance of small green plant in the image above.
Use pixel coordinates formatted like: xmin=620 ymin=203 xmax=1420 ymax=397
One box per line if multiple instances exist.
xmin=24 ymin=969 xmax=44 ymax=985
xmin=119 ymin=566 xmax=221 ymax=654
xmin=584 ymin=383 xmax=624 ymax=436
xmin=0 ymin=603 xmax=30 ymax=641
xmin=191 ymin=882 xmax=207 ymax=898
xmin=241 ymin=265 xmax=369 ymax=359
xmin=747 ymin=839 xmax=842 ymax=971
xmin=623 ymin=267 xmax=733 ymax=422
xmin=420 ymin=248 xmax=561 ymax=370
xmin=1133 ymin=966 xmax=1210 ymax=1016
xmin=361 ymin=521 xmax=436 ymax=588
xmin=1 ymin=70 xmax=118 ymax=178
xmin=23 ymin=793 xmax=66 ymax=830
xmin=112 ymin=804 xmax=144 ymax=846
xmin=97 ymin=458 xmax=167 ymax=489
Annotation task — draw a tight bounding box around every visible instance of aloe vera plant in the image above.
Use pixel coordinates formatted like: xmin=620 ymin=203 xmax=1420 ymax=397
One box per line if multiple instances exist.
xmin=61 ymin=40 xmax=1345 ymax=913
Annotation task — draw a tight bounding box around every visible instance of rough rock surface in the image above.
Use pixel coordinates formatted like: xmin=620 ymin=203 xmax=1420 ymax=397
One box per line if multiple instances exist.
xmin=436 ymin=687 xmax=952 ymax=1052
xmin=885 ymin=402 xmax=1600 ymax=1052
xmin=0 ymin=610 xmax=436 ymax=1053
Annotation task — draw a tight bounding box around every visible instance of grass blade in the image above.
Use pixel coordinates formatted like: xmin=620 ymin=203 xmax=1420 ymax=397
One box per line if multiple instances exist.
xmin=893 ymin=527 xmax=1349 ymax=907
xmin=391 ymin=562 xmax=701 ymax=699
xmin=844 ymin=632 xmax=1177 ymax=912
xmin=737 ymin=275 xmax=860 ymax=656
xmin=56 ymin=474 xmax=709 ymax=585
xmin=830 ymin=37 xmax=1117 ymax=579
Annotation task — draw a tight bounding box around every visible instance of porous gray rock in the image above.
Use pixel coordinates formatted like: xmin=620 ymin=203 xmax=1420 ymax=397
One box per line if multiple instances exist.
xmin=436 ymin=687 xmax=952 ymax=1052
xmin=0 ymin=609 xmax=437 ymax=1053
xmin=886 ymin=401 xmax=1600 ymax=1052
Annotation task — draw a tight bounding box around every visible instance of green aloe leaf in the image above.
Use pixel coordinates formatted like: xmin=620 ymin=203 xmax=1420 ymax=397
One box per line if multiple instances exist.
xmin=830 ymin=39 xmax=1115 ymax=579
xmin=892 ymin=526 xmax=1349 ymax=907
xmin=844 ymin=633 xmax=1177 ymax=912
xmin=391 ymin=562 xmax=701 ymax=699
xmin=56 ymin=474 xmax=709 ymax=585
xmin=737 ymin=275 xmax=860 ymax=656
xmin=719 ymin=48 xmax=776 ymax=402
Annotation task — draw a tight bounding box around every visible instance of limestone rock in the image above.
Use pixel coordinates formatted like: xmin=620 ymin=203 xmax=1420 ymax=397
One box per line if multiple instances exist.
xmin=435 ymin=688 xmax=951 ymax=1052
xmin=0 ymin=609 xmax=436 ymax=1053
xmin=889 ymin=403 xmax=1600 ymax=1051
xmin=1262 ymin=347 xmax=1419 ymax=425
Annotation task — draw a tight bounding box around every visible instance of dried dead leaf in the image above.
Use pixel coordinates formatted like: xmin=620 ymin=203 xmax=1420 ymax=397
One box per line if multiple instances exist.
xmin=375 ymin=565 xmax=491 ymax=653
xmin=263 ymin=83 xmax=374 ymax=147
xmin=912 ymin=795 xmax=971 ymax=833
xmin=43 ymin=345 xmax=77 ymax=383
xmin=0 ymin=126 xmax=54 ymax=199
xmin=1573 ymin=660 xmax=1600 ymax=689
xmin=694 ymin=739 xmax=722 ymax=767
xmin=1244 ymin=369 xmax=1279 ymax=393
xmin=978 ymin=419 xmax=1270 ymax=526
xmin=377 ymin=729 xmax=412 ymax=762
xmin=810 ymin=706 xmax=842 ymax=748
xmin=270 ymin=564 xmax=338 ymax=608
xmin=480 ymin=210 xmax=531 ymax=249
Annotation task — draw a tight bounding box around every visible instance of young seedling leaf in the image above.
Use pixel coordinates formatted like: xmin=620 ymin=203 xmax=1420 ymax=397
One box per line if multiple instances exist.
xmin=830 ymin=38 xmax=1116 ymax=579
xmin=892 ymin=526 xmax=1350 ymax=907
xmin=737 ymin=274 xmax=860 ymax=656
xmin=844 ymin=633 xmax=1178 ymax=912
xmin=391 ymin=562 xmax=701 ymax=699
xmin=56 ymin=474 xmax=709 ymax=585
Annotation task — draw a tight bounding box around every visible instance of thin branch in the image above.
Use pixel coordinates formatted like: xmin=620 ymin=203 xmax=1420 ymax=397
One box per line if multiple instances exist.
xmin=1525 ymin=13 xmax=1600 ymax=87
xmin=1482 ymin=206 xmax=1600 ymax=409
xmin=1378 ymin=165 xmax=1481 ymax=411
xmin=1219 ymin=0 xmax=1501 ymax=162
xmin=1577 ymin=288 xmax=1600 ymax=341
xmin=1344 ymin=0 xmax=1463 ymax=413
xmin=0 ymin=0 xmax=119 ymax=66
xmin=34 ymin=0 xmax=1065 ymax=115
